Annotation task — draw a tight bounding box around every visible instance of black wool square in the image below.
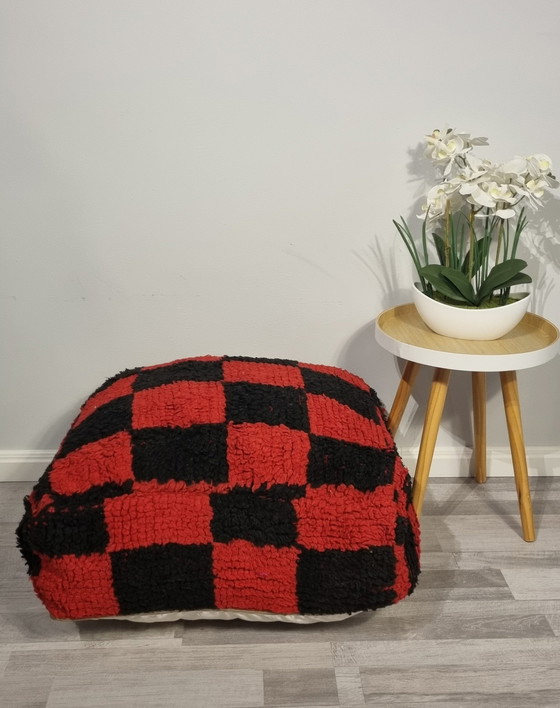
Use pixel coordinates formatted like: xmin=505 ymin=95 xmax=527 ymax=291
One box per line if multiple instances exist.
xmin=402 ymin=473 xmax=413 ymax=504
xmin=307 ymin=435 xmax=396 ymax=491
xmin=297 ymin=547 xmax=397 ymax=614
xmin=395 ymin=515 xmax=409 ymax=546
xmin=133 ymin=360 xmax=224 ymax=391
xmin=58 ymin=396 xmax=133 ymax=459
xmin=16 ymin=503 xmax=43 ymax=577
xmin=110 ymin=543 xmax=215 ymax=614
xmin=132 ymin=424 xmax=228 ymax=484
xmin=224 ymin=383 xmax=309 ymax=431
xmin=300 ymin=368 xmax=380 ymax=422
xmin=211 ymin=487 xmax=298 ymax=547
xmin=89 ymin=367 xmax=142 ymax=397
xmin=396 ymin=515 xmax=420 ymax=591
xmin=24 ymin=506 xmax=109 ymax=558
xmin=223 ymin=356 xmax=299 ymax=366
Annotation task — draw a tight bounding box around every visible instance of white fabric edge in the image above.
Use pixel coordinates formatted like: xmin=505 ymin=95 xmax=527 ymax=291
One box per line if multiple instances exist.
xmin=85 ymin=609 xmax=362 ymax=624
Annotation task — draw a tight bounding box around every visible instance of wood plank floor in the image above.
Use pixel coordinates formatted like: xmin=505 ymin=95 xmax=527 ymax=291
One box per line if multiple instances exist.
xmin=1 ymin=478 xmax=559 ymax=707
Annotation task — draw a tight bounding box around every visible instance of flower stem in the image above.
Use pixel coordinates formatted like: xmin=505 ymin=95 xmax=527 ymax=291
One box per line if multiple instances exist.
xmin=444 ymin=201 xmax=450 ymax=267
xmin=468 ymin=207 xmax=475 ymax=280
xmin=496 ymin=221 xmax=503 ymax=265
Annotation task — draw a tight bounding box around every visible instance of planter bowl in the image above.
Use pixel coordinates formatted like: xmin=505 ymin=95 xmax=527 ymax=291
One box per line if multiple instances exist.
xmin=412 ymin=284 xmax=531 ymax=340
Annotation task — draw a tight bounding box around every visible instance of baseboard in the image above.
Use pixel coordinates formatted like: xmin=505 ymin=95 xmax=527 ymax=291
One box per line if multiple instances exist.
xmin=398 ymin=446 xmax=560 ymax=477
xmin=1 ymin=447 xmax=560 ymax=482
xmin=0 ymin=451 xmax=57 ymax=481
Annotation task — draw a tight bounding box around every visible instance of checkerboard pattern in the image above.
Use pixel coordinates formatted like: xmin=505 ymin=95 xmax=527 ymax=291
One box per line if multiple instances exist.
xmin=17 ymin=356 xmax=420 ymax=620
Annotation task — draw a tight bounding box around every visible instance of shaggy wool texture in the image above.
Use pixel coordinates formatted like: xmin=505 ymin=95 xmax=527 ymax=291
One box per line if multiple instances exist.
xmin=17 ymin=356 xmax=420 ymax=620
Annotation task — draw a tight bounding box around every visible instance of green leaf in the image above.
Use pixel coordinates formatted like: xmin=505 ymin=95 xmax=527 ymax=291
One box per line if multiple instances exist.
xmin=497 ymin=272 xmax=532 ymax=304
xmin=461 ymin=236 xmax=491 ymax=277
xmin=438 ymin=268 xmax=477 ymax=304
xmin=419 ymin=265 xmax=470 ymax=303
xmin=476 ymin=259 xmax=528 ymax=304
xmin=501 ymin=272 xmax=532 ymax=288
xmin=432 ymin=233 xmax=446 ymax=265
xmin=394 ymin=217 xmax=425 ymax=289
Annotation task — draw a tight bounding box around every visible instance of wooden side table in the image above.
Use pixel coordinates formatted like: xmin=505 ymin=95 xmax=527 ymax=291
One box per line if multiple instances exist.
xmin=375 ymin=304 xmax=560 ymax=542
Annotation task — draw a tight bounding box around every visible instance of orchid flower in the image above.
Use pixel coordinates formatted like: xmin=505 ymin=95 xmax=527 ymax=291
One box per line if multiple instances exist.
xmin=399 ymin=127 xmax=558 ymax=307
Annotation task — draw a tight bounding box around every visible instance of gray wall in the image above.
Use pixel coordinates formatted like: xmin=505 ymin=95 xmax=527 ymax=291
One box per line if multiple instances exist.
xmin=2 ymin=1 xmax=560 ymax=463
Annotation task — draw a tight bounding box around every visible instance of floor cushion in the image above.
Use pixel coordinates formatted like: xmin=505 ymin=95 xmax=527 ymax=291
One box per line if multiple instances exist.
xmin=17 ymin=355 xmax=420 ymax=622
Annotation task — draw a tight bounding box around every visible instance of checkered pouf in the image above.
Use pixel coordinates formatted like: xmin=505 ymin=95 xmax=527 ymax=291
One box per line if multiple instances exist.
xmin=17 ymin=356 xmax=420 ymax=620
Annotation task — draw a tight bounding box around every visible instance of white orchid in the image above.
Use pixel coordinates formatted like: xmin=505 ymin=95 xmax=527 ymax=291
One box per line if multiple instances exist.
xmin=425 ymin=130 xmax=465 ymax=160
xmin=486 ymin=181 xmax=516 ymax=203
xmin=518 ymin=177 xmax=549 ymax=209
xmin=396 ymin=127 xmax=558 ymax=308
xmin=459 ymin=181 xmax=496 ymax=209
xmin=426 ymin=130 xmax=465 ymax=176
xmin=419 ymin=182 xmax=462 ymax=219
xmin=525 ymin=177 xmax=547 ymax=199
xmin=466 ymin=134 xmax=490 ymax=147
xmin=501 ymin=156 xmax=528 ymax=177
xmin=420 ymin=128 xmax=557 ymax=221
xmin=526 ymin=154 xmax=559 ymax=188
xmin=462 ymin=155 xmax=492 ymax=176
xmin=528 ymin=153 xmax=553 ymax=176
xmin=425 ymin=128 xmax=489 ymax=176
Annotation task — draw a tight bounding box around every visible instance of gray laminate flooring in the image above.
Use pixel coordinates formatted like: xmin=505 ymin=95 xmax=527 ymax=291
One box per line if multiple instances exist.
xmin=1 ymin=478 xmax=559 ymax=707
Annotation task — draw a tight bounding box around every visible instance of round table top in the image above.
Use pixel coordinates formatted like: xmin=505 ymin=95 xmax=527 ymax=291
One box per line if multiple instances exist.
xmin=375 ymin=303 xmax=560 ymax=372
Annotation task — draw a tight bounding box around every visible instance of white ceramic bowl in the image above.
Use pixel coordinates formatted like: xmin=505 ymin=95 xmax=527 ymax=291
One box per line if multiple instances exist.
xmin=412 ymin=284 xmax=531 ymax=340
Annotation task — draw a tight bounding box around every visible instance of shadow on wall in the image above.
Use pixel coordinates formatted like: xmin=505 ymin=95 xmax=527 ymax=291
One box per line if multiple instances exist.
xmin=352 ymin=143 xmax=434 ymax=313
xmin=523 ymin=197 xmax=560 ymax=315
xmin=32 ymin=409 xmax=78 ymax=453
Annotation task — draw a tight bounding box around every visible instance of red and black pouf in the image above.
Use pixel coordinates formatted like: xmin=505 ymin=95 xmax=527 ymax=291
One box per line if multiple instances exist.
xmin=17 ymin=355 xmax=420 ymax=621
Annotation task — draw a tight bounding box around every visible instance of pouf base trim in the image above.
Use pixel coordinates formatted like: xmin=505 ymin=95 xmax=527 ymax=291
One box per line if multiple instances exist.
xmin=60 ymin=609 xmax=362 ymax=624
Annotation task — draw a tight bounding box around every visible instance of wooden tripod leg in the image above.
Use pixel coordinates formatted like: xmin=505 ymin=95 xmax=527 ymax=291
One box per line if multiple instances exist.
xmin=500 ymin=370 xmax=536 ymax=542
xmin=387 ymin=361 xmax=420 ymax=435
xmin=472 ymin=372 xmax=487 ymax=483
xmin=412 ymin=368 xmax=451 ymax=516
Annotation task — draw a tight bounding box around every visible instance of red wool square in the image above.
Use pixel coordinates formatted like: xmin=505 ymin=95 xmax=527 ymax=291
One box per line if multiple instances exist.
xmin=104 ymin=486 xmax=213 ymax=551
xmin=392 ymin=456 xmax=410 ymax=489
xmin=306 ymin=393 xmax=389 ymax=447
xmin=32 ymin=553 xmax=119 ymax=619
xmin=73 ymin=375 xmax=137 ymax=428
xmin=213 ymin=540 xmax=299 ymax=614
xmin=49 ymin=432 xmax=134 ymax=495
xmin=223 ymin=361 xmax=304 ymax=388
xmin=132 ymin=380 xmax=226 ymax=429
xmin=294 ymin=484 xmax=395 ymax=551
xmin=227 ymin=422 xmax=310 ymax=488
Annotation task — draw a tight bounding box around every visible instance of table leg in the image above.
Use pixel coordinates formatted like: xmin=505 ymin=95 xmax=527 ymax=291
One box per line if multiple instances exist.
xmin=472 ymin=372 xmax=487 ymax=484
xmin=387 ymin=361 xmax=421 ymax=435
xmin=500 ymin=371 xmax=536 ymax=542
xmin=412 ymin=367 xmax=451 ymax=515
